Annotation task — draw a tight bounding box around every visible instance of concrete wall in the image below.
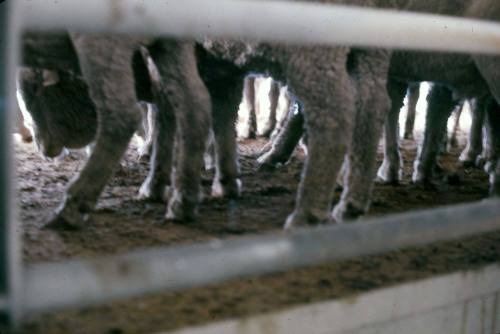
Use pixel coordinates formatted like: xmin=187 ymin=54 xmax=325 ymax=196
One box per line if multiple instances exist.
xmin=165 ymin=264 xmax=500 ymax=334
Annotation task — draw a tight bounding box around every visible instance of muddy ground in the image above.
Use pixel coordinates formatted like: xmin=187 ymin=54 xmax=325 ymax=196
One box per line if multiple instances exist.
xmin=15 ymin=133 xmax=500 ymax=334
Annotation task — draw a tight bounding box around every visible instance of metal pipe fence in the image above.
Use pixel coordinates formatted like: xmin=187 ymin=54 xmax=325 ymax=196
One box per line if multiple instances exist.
xmin=1 ymin=0 xmax=22 ymax=328
xmin=19 ymin=0 xmax=500 ymax=54
xmin=0 ymin=3 xmax=9 ymax=326
xmin=22 ymin=199 xmax=500 ymax=314
xmin=2 ymin=0 xmax=500 ymax=329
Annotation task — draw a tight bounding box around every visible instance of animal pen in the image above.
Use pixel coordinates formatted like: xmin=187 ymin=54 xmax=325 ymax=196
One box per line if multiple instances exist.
xmin=1 ymin=0 xmax=500 ymax=333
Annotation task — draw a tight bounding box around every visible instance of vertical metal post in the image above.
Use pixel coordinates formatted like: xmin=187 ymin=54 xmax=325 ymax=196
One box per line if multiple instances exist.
xmin=0 ymin=0 xmax=22 ymax=329
xmin=0 ymin=0 xmax=9 ymax=327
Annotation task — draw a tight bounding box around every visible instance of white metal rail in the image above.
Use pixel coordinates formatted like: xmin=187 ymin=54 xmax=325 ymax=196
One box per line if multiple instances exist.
xmin=1 ymin=0 xmax=22 ymax=329
xmin=20 ymin=0 xmax=500 ymax=54
xmin=22 ymin=199 xmax=500 ymax=314
xmin=2 ymin=0 xmax=500 ymax=329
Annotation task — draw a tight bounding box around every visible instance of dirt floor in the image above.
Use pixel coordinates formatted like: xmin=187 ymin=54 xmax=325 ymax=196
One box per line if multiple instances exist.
xmin=14 ymin=133 xmax=500 ymax=334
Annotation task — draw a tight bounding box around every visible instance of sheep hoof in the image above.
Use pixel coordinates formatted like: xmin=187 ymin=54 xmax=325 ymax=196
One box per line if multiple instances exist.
xmin=331 ymin=201 xmax=365 ymax=223
xmin=211 ymin=178 xmax=241 ymax=199
xmin=284 ymin=209 xmax=329 ymax=230
xmin=256 ymin=151 xmax=287 ymax=171
xmin=484 ymin=160 xmax=496 ymax=174
xmin=489 ymin=174 xmax=500 ymax=197
xmin=44 ymin=201 xmax=89 ymax=231
xmin=137 ymin=179 xmax=169 ymax=202
xmin=376 ymin=166 xmax=402 ymax=185
xmin=165 ymin=194 xmax=198 ymax=223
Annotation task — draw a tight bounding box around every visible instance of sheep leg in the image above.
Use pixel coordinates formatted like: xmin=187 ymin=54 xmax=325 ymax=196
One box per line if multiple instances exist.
xmin=332 ymin=50 xmax=392 ymax=222
xmin=240 ymin=75 xmax=257 ymax=139
xmin=210 ymin=77 xmax=244 ymax=199
xmin=261 ymin=80 xmax=281 ymax=137
xmin=412 ymin=85 xmax=458 ymax=184
xmin=459 ymin=98 xmax=485 ymax=167
xmin=377 ymin=80 xmax=407 ymax=184
xmin=159 ymin=42 xmax=211 ymax=221
xmin=285 ymin=47 xmax=354 ymax=228
xmin=449 ymin=103 xmax=464 ymax=149
xmin=403 ymin=83 xmax=419 ymax=140
xmin=257 ymin=102 xmax=305 ymax=168
xmin=50 ymin=35 xmax=141 ymax=228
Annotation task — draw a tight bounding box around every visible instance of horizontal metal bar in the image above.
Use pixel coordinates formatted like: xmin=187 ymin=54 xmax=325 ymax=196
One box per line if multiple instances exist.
xmin=18 ymin=0 xmax=500 ymax=55
xmin=22 ymin=199 xmax=500 ymax=314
